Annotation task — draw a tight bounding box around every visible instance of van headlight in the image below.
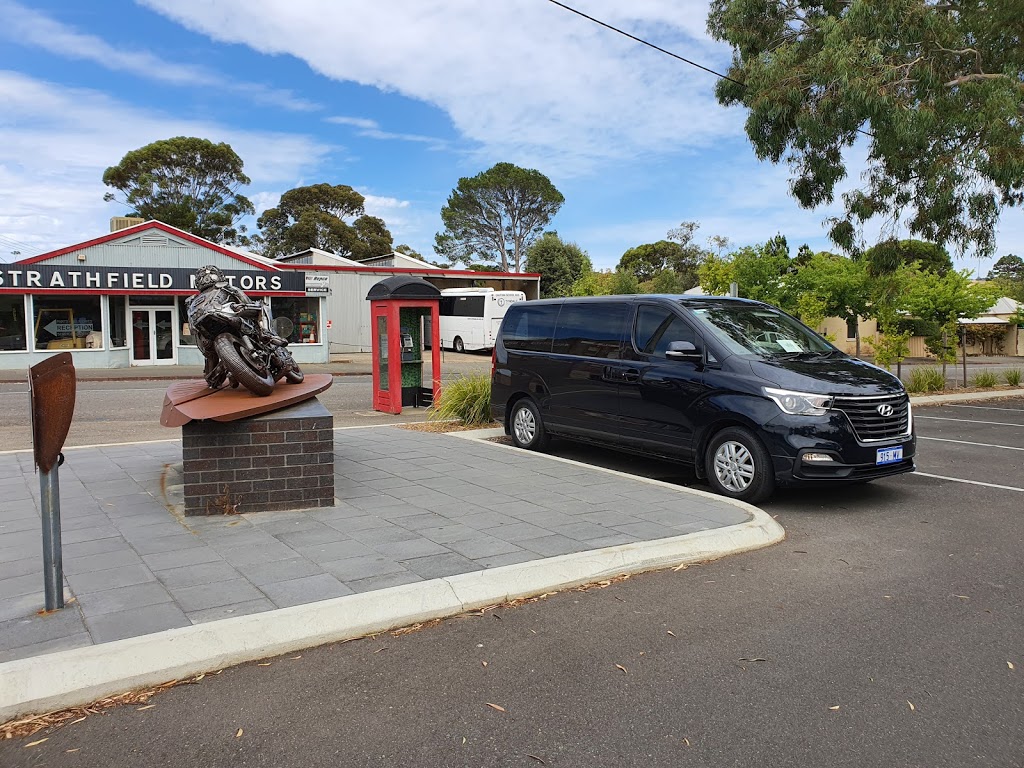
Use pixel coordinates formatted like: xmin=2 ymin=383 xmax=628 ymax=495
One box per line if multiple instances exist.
xmin=763 ymin=387 xmax=833 ymax=416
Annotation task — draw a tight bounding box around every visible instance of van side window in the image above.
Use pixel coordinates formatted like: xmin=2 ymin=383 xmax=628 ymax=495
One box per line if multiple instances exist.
xmin=552 ymin=302 xmax=628 ymax=359
xmin=634 ymin=306 xmax=698 ymax=358
xmin=502 ymin=304 xmax=560 ymax=352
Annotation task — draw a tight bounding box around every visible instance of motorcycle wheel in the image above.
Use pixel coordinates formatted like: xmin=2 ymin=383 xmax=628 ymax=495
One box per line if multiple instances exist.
xmin=284 ymin=369 xmax=304 ymax=384
xmin=213 ymin=333 xmax=275 ymax=396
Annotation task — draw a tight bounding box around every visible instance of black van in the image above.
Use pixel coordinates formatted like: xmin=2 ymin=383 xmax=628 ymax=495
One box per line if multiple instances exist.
xmin=490 ymin=295 xmax=915 ymax=504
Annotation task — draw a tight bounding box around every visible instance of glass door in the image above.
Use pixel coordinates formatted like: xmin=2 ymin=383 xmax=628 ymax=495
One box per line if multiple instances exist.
xmin=131 ymin=308 xmax=176 ymax=365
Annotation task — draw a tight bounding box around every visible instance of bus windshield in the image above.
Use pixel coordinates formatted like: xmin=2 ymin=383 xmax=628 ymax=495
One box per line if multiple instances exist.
xmin=681 ymin=300 xmax=837 ymax=359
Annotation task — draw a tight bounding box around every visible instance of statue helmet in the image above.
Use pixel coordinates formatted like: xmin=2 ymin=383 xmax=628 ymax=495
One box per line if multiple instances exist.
xmin=195 ymin=265 xmax=228 ymax=291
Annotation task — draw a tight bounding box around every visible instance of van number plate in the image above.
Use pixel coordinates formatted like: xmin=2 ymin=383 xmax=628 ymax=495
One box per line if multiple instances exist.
xmin=876 ymin=446 xmax=903 ymax=465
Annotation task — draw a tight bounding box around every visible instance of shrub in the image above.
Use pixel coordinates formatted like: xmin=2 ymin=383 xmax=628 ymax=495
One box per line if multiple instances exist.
xmin=1004 ymin=368 xmax=1023 ymax=386
xmin=971 ymin=370 xmax=999 ymax=388
xmin=428 ymin=373 xmax=493 ymax=425
xmin=906 ymin=366 xmax=945 ymax=393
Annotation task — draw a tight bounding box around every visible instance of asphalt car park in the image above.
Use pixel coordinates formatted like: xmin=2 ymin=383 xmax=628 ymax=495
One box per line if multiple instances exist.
xmin=510 ymin=395 xmax=1024 ymax=516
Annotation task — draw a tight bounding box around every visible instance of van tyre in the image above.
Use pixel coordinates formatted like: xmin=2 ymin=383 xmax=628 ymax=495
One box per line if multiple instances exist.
xmin=453 ymin=336 xmax=465 ymax=353
xmin=509 ymin=399 xmax=549 ymax=452
xmin=705 ymin=426 xmax=775 ymax=504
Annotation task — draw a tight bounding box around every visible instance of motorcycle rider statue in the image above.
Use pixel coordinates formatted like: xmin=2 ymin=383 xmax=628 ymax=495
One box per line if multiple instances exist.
xmin=187 ymin=265 xmax=303 ymax=394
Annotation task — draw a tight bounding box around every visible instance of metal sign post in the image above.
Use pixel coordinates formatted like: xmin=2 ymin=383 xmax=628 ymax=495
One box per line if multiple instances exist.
xmin=28 ymin=352 xmax=76 ymax=612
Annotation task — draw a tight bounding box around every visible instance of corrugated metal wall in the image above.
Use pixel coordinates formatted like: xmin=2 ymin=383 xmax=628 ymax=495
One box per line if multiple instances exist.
xmin=42 ymin=233 xmax=261 ymax=271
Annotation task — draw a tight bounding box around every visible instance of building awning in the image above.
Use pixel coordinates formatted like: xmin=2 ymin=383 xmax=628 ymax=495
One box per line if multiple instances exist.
xmin=366 ymin=275 xmax=441 ymax=300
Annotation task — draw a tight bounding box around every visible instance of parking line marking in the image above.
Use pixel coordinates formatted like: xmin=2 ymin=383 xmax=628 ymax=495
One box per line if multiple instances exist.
xmin=945 ymin=404 xmax=1024 ymax=413
xmin=915 ymin=416 xmax=1024 ymax=428
xmin=918 ymin=436 xmax=1024 ymax=451
xmin=915 ymin=472 xmax=1024 ymax=493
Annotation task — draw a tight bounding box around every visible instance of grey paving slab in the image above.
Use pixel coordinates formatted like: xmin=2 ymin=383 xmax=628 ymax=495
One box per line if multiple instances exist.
xmin=169 ymin=579 xmax=266 ymax=613
xmin=0 ymin=425 xmax=745 ymax=663
xmin=84 ymin=602 xmax=190 ymax=644
xmin=72 ymin=581 xmax=175 ymax=617
xmin=259 ymin=574 xmax=353 ymax=608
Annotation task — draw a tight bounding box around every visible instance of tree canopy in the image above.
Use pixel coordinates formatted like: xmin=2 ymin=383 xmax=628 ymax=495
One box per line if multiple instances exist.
xmin=708 ymin=0 xmax=1024 ymax=257
xmin=434 ymin=163 xmax=564 ymax=272
xmin=257 ymin=184 xmax=393 ymax=260
xmin=102 ymin=136 xmax=255 ymax=245
xmin=861 ymin=239 xmax=953 ymax=277
xmin=987 ymin=254 xmax=1024 ymax=302
xmin=525 ymin=231 xmax=592 ymax=298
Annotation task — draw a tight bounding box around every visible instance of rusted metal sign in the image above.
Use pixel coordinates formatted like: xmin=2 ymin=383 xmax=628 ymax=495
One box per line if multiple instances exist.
xmin=29 ymin=352 xmax=76 ymax=472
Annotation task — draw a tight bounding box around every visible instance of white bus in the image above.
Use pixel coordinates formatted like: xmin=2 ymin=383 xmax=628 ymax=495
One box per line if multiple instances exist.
xmin=427 ymin=288 xmax=526 ymax=352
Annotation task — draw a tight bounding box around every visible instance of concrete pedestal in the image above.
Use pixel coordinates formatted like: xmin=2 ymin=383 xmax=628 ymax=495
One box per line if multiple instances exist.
xmin=181 ymin=398 xmax=335 ymax=516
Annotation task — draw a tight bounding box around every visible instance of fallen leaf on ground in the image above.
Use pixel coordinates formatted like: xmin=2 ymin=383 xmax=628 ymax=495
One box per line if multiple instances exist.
xmin=667 ymin=631 xmax=676 ymax=637
xmin=682 ymin=738 xmax=691 ymax=747
xmin=673 ymin=563 xmax=688 ymax=571
xmin=193 ymin=673 xmax=205 ymax=682
xmin=235 ymin=729 xmax=243 ymax=738
xmin=615 ymin=664 xmax=627 ymax=674
xmin=373 ymin=648 xmax=386 ymax=654
xmin=829 ymin=706 xmax=841 ymax=711
xmin=1008 ymin=662 xmax=1015 ymax=670
xmin=481 ymin=661 xmax=488 ymax=667
xmin=908 ymin=701 xmax=915 ymax=711
xmin=290 ymin=656 xmax=301 ymax=660
xmin=137 ymin=705 xmax=156 ymax=711
xmin=25 ymin=738 xmax=48 ymax=747
xmin=66 ymin=748 xmax=80 ymax=753
xmin=953 ymin=595 xmax=969 ymax=600
xmin=527 ymin=755 xmax=546 ymax=764
xmin=739 ymin=658 xmax=767 ymax=662
xmin=68 ymin=717 xmax=86 ymax=726
xmin=257 ymin=663 xmax=271 ymax=667
xmin=486 ymin=703 xmax=505 ymax=712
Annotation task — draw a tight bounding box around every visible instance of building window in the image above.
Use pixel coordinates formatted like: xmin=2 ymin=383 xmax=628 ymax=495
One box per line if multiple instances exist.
xmin=108 ymin=296 xmax=127 ymax=348
xmin=177 ymin=297 xmax=196 ymax=346
xmin=846 ymin=318 xmax=858 ymax=340
xmin=0 ymin=295 xmax=28 ymax=352
xmin=32 ymin=296 xmax=103 ymax=350
xmin=270 ymin=297 xmax=320 ymax=344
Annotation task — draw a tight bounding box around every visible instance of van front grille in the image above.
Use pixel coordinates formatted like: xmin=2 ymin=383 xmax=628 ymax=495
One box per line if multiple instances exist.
xmin=832 ymin=394 xmax=910 ymax=442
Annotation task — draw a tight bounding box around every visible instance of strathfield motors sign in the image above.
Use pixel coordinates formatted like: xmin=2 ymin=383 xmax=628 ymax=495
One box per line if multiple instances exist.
xmin=0 ymin=265 xmax=305 ymax=294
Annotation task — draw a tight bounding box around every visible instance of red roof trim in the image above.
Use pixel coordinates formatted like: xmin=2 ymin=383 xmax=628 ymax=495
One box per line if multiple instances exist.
xmin=274 ymin=262 xmax=540 ymax=279
xmin=0 ymin=288 xmax=307 ymax=298
xmin=16 ymin=221 xmax=280 ymax=271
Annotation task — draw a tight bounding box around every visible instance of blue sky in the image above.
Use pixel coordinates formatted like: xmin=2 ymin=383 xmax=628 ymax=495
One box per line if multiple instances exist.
xmin=0 ymin=0 xmax=1019 ymax=272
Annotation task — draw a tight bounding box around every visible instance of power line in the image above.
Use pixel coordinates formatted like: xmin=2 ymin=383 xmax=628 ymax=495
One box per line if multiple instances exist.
xmin=546 ymin=0 xmax=744 ymax=87
xmin=547 ymin=0 xmax=875 ymax=140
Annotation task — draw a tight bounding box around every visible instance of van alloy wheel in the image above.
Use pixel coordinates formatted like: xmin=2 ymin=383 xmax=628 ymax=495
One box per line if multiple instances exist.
xmin=713 ymin=440 xmax=755 ymax=493
xmin=509 ymin=399 xmax=549 ymax=451
xmin=704 ymin=426 xmax=774 ymax=504
xmin=513 ymin=407 xmax=536 ymax=444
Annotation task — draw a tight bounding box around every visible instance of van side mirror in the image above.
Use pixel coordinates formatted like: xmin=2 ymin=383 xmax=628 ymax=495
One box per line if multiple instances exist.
xmin=665 ymin=341 xmax=702 ymax=360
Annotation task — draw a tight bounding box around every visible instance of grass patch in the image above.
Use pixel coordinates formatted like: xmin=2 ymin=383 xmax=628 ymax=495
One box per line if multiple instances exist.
xmin=906 ymin=366 xmax=945 ymax=393
xmin=971 ymin=370 xmax=999 ymax=388
xmin=428 ymin=373 xmax=492 ymax=426
xmin=1004 ymin=368 xmax=1022 ymax=387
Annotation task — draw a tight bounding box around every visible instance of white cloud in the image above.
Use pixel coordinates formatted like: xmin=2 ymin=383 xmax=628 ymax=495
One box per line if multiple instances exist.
xmin=136 ymin=0 xmax=739 ymax=176
xmin=0 ymin=0 xmax=320 ymax=112
xmin=0 ymin=71 xmax=331 ymax=257
xmin=326 ymin=116 xmax=447 ymax=147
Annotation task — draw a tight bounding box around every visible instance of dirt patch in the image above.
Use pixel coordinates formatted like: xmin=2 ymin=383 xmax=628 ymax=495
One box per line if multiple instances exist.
xmin=396 ymin=420 xmax=500 ymax=433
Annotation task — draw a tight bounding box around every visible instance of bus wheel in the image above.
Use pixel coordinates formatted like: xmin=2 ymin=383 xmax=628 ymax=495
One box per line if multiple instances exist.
xmin=510 ymin=398 xmax=549 ymax=452
xmin=453 ymin=336 xmax=465 ymax=353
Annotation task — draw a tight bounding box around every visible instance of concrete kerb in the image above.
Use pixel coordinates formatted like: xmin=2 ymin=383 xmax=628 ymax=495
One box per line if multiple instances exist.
xmin=909 ymin=387 xmax=1024 ymax=406
xmin=0 ymin=434 xmax=784 ymax=722
xmin=0 ymin=514 xmax=781 ymax=722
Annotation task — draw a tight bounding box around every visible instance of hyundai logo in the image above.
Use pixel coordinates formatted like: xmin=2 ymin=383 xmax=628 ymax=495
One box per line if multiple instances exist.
xmin=877 ymin=404 xmax=894 ymax=417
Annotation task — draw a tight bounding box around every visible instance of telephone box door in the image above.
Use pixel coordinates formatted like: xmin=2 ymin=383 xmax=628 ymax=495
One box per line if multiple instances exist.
xmin=371 ymin=303 xmax=400 ymax=413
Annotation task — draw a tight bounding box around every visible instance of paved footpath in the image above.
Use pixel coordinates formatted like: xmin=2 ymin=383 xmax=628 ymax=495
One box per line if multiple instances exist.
xmin=0 ymin=427 xmax=762 ymax=668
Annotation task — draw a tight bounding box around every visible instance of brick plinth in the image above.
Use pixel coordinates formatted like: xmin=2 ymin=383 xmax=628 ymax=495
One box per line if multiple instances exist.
xmin=182 ymin=397 xmax=335 ymax=516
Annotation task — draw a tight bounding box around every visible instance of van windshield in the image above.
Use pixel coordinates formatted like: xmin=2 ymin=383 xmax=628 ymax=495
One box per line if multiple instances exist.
xmin=680 ymin=300 xmax=837 ymax=359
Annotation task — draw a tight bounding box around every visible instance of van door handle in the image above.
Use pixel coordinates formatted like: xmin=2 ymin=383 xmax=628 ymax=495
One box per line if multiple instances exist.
xmin=621 ymin=369 xmax=640 ymax=383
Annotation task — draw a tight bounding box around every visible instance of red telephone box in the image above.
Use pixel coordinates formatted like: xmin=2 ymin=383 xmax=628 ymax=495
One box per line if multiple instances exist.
xmin=366 ymin=276 xmax=442 ymax=414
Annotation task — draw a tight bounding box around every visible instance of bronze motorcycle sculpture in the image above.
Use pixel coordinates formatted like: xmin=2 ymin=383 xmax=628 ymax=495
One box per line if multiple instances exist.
xmin=187 ymin=265 xmax=304 ymax=397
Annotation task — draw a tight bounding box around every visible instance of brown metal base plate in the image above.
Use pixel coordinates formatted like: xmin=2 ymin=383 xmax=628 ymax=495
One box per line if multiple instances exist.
xmin=160 ymin=374 xmax=334 ymax=427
